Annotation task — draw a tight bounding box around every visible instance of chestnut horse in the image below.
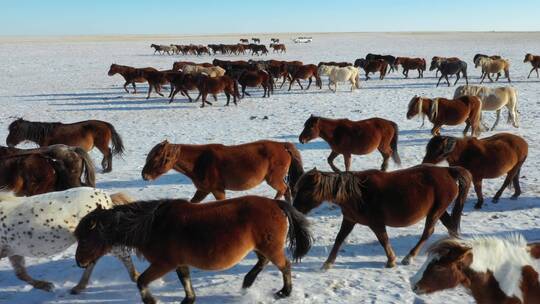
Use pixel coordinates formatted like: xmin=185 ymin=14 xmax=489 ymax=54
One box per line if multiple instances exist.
xmin=196 ymin=74 xmax=240 ymax=107
xmin=395 ymin=57 xmax=426 ymax=78
xmin=293 ymin=165 xmax=471 ymax=269
xmin=406 ymin=96 xmax=482 ymax=137
xmin=75 ymin=196 xmax=312 ymax=303
xmin=6 ymin=118 xmax=124 ymax=172
xmin=299 ymin=115 xmax=400 ymax=172
xmin=107 ymin=64 xmax=158 ymax=94
xmin=354 ymin=59 xmax=388 ymax=80
xmin=411 ymin=235 xmax=540 ymax=304
xmin=422 ymin=133 xmax=528 ymax=209
xmin=166 ymin=72 xmax=201 ymax=103
xmin=142 ymin=140 xmax=304 ymax=202
xmin=288 ymin=64 xmax=322 ymax=91
xmin=238 ymin=69 xmax=274 ymax=98
xmin=524 ymin=53 xmax=540 ymax=78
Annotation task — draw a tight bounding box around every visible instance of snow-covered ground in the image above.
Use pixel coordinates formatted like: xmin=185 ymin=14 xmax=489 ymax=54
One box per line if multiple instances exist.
xmin=0 ymin=32 xmax=539 ymax=304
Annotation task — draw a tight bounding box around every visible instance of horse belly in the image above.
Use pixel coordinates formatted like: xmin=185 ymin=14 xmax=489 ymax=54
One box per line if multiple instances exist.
xmin=184 ymin=239 xmax=255 ymax=271
xmin=221 ymin=159 xmax=268 ymax=190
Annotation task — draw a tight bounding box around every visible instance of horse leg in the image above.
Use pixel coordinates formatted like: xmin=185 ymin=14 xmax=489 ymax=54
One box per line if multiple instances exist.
xmin=511 ymin=162 xmax=524 ymax=200
xmin=137 ymin=263 xmax=173 ymax=304
xmin=267 ymin=253 xmax=292 ymax=298
xmin=436 ymin=74 xmax=444 ymax=87
xmin=110 ymin=247 xmax=139 ymax=282
xmin=528 ymin=67 xmax=535 ymax=79
xmin=327 ymin=151 xmax=341 ymax=173
xmin=473 ymin=179 xmax=484 ymax=209
xmin=306 ymin=77 xmax=312 ymax=90
xmin=480 ymin=73 xmax=486 ymax=84
xmin=402 ymin=212 xmax=439 ymax=265
xmin=488 ymin=73 xmax=494 ymax=83
xmin=96 ymin=144 xmax=112 ymax=173
xmin=536 ymin=68 xmax=539 ymax=78
xmin=169 ymin=87 xmax=182 ymax=103
xmin=288 ymin=78 xmax=294 ymax=91
xmin=155 ymin=85 xmax=164 ymax=97
xmin=146 ymin=83 xmax=153 ymax=99
xmin=70 ymin=261 xmax=96 ymax=294
xmin=9 ymin=255 xmax=54 ymax=291
xmin=267 ymin=171 xmax=290 ymax=202
xmin=123 ymin=82 xmax=130 ymax=93
xmin=225 ymin=92 xmax=231 ymax=106
xmin=491 ymin=110 xmax=501 ymax=131
xmin=211 ymin=189 xmax=226 ymax=200
xmin=452 ymin=74 xmax=459 ymax=86
xmin=492 ymin=171 xmax=515 ymax=203
xmin=242 ymin=252 xmax=269 ymax=288
xmin=378 ymin=148 xmax=391 ymax=172
xmin=176 ymin=266 xmax=196 ymax=304
xmin=506 ymin=70 xmax=511 ymax=83
xmin=322 ymin=219 xmax=355 ymax=270
xmin=438 ymin=212 xmax=458 ymax=237
xmin=370 ymin=225 xmax=397 ymax=268
xmin=463 ymin=121 xmax=471 ymax=135
xmin=132 ymin=83 xmax=137 ymax=94
xmin=190 ymin=190 xmax=209 ymax=203
xmin=241 ymin=85 xmax=246 ymax=98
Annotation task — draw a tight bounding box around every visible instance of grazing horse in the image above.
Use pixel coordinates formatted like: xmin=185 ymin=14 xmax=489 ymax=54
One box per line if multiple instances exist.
xmin=142 ymin=140 xmax=304 ymax=202
xmin=195 ymin=74 xmax=240 ymax=107
xmin=6 ymin=118 xmax=124 ymax=172
xmin=429 ymin=57 xmax=460 ymax=77
xmin=354 ymin=59 xmax=388 ymax=80
xmin=0 ymin=188 xmax=138 ymax=293
xmin=454 ymin=85 xmax=519 ymax=131
xmin=238 ymin=70 xmax=274 ymax=98
xmin=406 ymin=96 xmax=482 ymax=137
xmin=365 ymin=53 xmax=397 ymax=73
xmin=75 ymin=196 xmax=312 ymax=304
xmin=435 ymin=60 xmax=468 ymax=87
xmin=293 ymin=166 xmax=471 ymax=269
xmin=317 ymin=65 xmax=360 ymax=92
xmin=298 ymin=116 xmax=400 ymax=171
xmin=288 ymin=64 xmax=322 ymax=91
xmin=524 ymin=53 xmax=540 ymax=78
xmin=0 ymin=144 xmax=95 ymax=188
xmin=107 ymin=64 xmax=158 ymax=94
xmin=411 ymin=235 xmax=540 ymax=304
xmin=422 ymin=133 xmax=528 ymax=209
xmin=476 ymin=57 xmax=511 ymax=83
xmin=270 ymin=43 xmax=287 ymax=53
xmin=395 ymin=57 xmax=426 ymax=78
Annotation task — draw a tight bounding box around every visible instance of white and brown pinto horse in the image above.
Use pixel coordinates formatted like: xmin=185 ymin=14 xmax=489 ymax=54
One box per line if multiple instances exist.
xmin=318 ymin=65 xmax=360 ymax=92
xmin=411 ymin=235 xmax=540 ymax=304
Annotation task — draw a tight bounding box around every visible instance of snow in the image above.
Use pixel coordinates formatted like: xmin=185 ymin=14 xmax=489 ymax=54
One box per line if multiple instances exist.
xmin=0 ymin=32 xmax=539 ymax=304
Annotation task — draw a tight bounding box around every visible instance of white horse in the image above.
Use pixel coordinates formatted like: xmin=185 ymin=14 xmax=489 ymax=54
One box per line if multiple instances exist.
xmin=0 ymin=187 xmax=138 ymax=294
xmin=318 ymin=65 xmax=360 ymax=92
xmin=182 ymin=64 xmax=226 ymax=77
xmin=454 ymin=85 xmax=519 ymax=131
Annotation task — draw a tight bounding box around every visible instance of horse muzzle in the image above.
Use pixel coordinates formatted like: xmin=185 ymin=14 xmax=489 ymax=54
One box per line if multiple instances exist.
xmin=142 ymin=173 xmax=154 ymax=181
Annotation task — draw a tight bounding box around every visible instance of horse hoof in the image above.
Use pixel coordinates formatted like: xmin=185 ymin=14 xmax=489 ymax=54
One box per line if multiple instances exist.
xmin=491 ymin=198 xmax=499 ymax=204
xmin=181 ymin=297 xmax=195 ymax=304
xmin=142 ymin=296 xmax=157 ymax=304
xmin=474 ymin=202 xmax=483 ymax=209
xmin=401 ymin=256 xmax=413 ymax=265
xmin=510 ymin=195 xmax=519 ymax=200
xmin=34 ymin=280 xmax=54 ymax=292
xmin=70 ymin=286 xmax=84 ymax=295
xmin=385 ymin=260 xmax=397 ymax=268
xmin=274 ymin=289 xmax=291 ymax=299
xmin=321 ymin=262 xmax=333 ymax=271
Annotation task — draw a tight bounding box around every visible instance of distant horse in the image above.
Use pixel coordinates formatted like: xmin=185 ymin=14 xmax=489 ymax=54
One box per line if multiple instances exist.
xmin=354 ymin=59 xmax=388 ymax=80
xmin=299 ymin=115 xmax=400 ymax=171
xmin=240 ymin=38 xmax=249 ymax=43
xmin=251 ymin=37 xmax=260 ymax=44
xmin=251 ymin=44 xmax=269 ymax=56
xmin=172 ymin=61 xmax=213 ymax=71
xmin=238 ymin=70 xmax=274 ymax=98
xmin=195 ymin=74 xmax=240 ymax=107
xmin=422 ymin=133 xmax=528 ymax=209
xmin=454 ymin=85 xmax=519 ymax=131
xmin=435 ymin=60 xmax=468 ymax=87
xmin=293 ymin=165 xmax=471 ymax=269
xmin=288 ymin=64 xmax=322 ymax=91
xmin=317 ymin=62 xmax=352 ymax=67
xmin=181 ymin=64 xmax=226 ymax=77
xmin=271 ymin=38 xmax=280 ymax=43
xmin=270 ymin=43 xmax=287 ymax=53
xmin=0 ymin=188 xmax=138 ymax=293
xmin=365 ymin=53 xmax=397 ymax=73
xmin=395 ymin=57 xmax=426 ymax=78
xmin=406 ymin=96 xmax=482 ymax=136
xmin=524 ymin=53 xmax=540 ymax=78
xmin=75 ymin=196 xmax=312 ymax=304
xmin=7 ymin=118 xmax=124 ymax=172
xmin=107 ymin=64 xmax=158 ymax=94
xmin=150 ymin=44 xmax=173 ymax=55
xmin=317 ymin=65 xmax=360 ymax=92
xmin=411 ymin=235 xmax=540 ymax=304
xmin=476 ymin=57 xmax=511 ymax=83
xmin=142 ymin=140 xmax=304 ymax=201
xmin=429 ymin=56 xmax=460 ymax=77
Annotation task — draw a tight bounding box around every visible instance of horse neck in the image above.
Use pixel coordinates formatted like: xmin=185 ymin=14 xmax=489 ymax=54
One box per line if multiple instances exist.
xmin=171 ymin=144 xmax=199 ymax=177
xmin=420 ymin=99 xmax=433 ymax=118
xmin=317 ymin=118 xmax=338 ymax=142
xmin=463 ymin=268 xmax=514 ymax=303
xmin=446 ymin=138 xmax=467 ymax=165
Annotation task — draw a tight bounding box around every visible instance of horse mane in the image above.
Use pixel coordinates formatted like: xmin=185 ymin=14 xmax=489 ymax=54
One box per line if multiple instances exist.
xmin=429 ymin=98 xmax=439 ymax=120
xmin=312 ymin=171 xmax=364 ymax=205
xmin=9 ymin=119 xmax=61 ymax=143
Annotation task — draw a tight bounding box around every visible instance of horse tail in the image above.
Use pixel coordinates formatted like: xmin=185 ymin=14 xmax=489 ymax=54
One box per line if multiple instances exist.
xmin=268 ymin=72 xmax=275 ymax=94
xmin=73 ymin=147 xmax=96 ymax=187
xmin=315 ymin=70 xmax=322 ymax=88
xmin=508 ymin=88 xmax=519 ymax=126
xmin=106 ymin=122 xmax=125 ymax=155
xmin=469 ymin=97 xmax=482 ymax=136
xmin=421 ymin=58 xmax=427 ymax=70
xmin=429 ymin=98 xmax=439 ymax=121
xmin=284 ymin=142 xmax=304 ymax=194
xmin=389 ymin=121 xmax=401 ymax=165
xmin=276 ymin=200 xmax=312 ymax=262
xmin=447 ymin=166 xmax=472 ymax=236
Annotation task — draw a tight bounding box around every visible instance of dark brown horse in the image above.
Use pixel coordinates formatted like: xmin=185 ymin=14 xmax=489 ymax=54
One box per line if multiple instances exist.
xmin=238 ymin=70 xmax=274 ymax=98
xmin=107 ymin=64 xmax=158 ymax=94
xmin=422 ymin=133 xmax=528 ymax=209
xmin=6 ymin=119 xmax=124 ymax=172
xmin=395 ymin=57 xmax=426 ymax=78
xmin=195 ymin=74 xmax=240 ymax=107
xmin=142 ymin=140 xmax=304 ymax=202
xmin=166 ymin=72 xmax=201 ymax=103
xmin=299 ymin=116 xmax=400 ymax=172
xmin=435 ymin=60 xmax=468 ymax=87
xmin=524 ymin=53 xmax=540 ymax=78
xmin=288 ymin=64 xmax=322 ymax=91
xmin=75 ymin=196 xmax=312 ymax=304
xmin=293 ymin=165 xmax=471 ymax=269
xmin=139 ymin=70 xmax=170 ymax=99
xmin=406 ymin=96 xmax=482 ymax=137
xmin=354 ymin=59 xmax=388 ymax=80
xmin=429 ymin=56 xmax=460 ymax=77
xmin=270 ymin=43 xmax=287 ymax=53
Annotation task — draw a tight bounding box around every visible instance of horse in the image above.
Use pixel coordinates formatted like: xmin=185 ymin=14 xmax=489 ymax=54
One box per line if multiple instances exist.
xmin=6 ymin=118 xmax=124 ymax=172
xmin=271 ymin=38 xmax=280 ymax=43
xmin=270 ymin=43 xmax=286 ymax=53
xmin=0 ymin=144 xmax=95 ymax=188
xmin=74 ymin=195 xmax=312 ymax=304
xmin=138 ymin=69 xmax=169 ymax=99
xmin=429 ymin=57 xmax=460 ymax=77
xmin=238 ymin=69 xmax=274 ymax=98
xmin=108 ymin=64 xmax=158 ymax=94
xmin=317 ymin=65 xmax=360 ymax=92
xmin=365 ymin=53 xmax=397 ymax=73
xmin=454 ymin=85 xmax=519 ymax=131
xmin=251 ymin=44 xmax=269 ymax=56
xmin=406 ymin=95 xmax=482 ymax=137
xmin=395 ymin=57 xmax=426 ymax=78
xmin=142 ymin=140 xmax=304 ymax=202
xmin=166 ymin=72 xmax=202 ymax=103
xmin=476 ymin=57 xmax=511 ymax=83
xmin=172 ymin=61 xmax=213 ymax=71
xmin=317 ymin=62 xmax=352 ymax=68
xmin=422 ymin=133 xmax=528 ymax=209
xmin=354 ymin=59 xmax=388 ymax=80
xmin=299 ymin=115 xmax=400 ymax=172
xmin=251 ymin=37 xmax=260 ymax=43
xmin=293 ymin=165 xmax=471 ymax=269
xmin=0 ymin=187 xmax=138 ymax=294
xmin=150 ymin=44 xmax=173 ymax=55
xmin=288 ymin=64 xmax=322 ymax=91
xmin=240 ymin=38 xmax=249 ymax=43
xmin=524 ymin=53 xmax=540 ymax=78
xmin=181 ymin=64 xmax=226 ymax=77
xmin=435 ymin=60 xmax=468 ymax=87
xmin=195 ymin=74 xmax=240 ymax=107
xmin=411 ymin=235 xmax=540 ymax=304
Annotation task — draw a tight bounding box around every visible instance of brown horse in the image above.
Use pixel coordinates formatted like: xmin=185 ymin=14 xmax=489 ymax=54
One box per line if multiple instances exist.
xmin=395 ymin=57 xmax=426 ymax=78
xmin=524 ymin=53 xmax=540 ymax=78
xmin=288 ymin=64 xmax=322 ymax=91
xmin=270 ymin=43 xmax=287 ymax=53
xmin=196 ymin=74 xmax=240 ymax=107
xmin=429 ymin=56 xmax=460 ymax=77
xmin=166 ymin=72 xmax=201 ymax=103
xmin=74 ymin=196 xmax=312 ymax=304
xmin=299 ymin=115 xmax=400 ymax=172
xmin=139 ymin=70 xmax=170 ymax=99
xmin=238 ymin=70 xmax=274 ymax=98
xmin=6 ymin=119 xmax=124 ymax=172
xmin=293 ymin=165 xmax=471 ymax=269
xmin=406 ymin=95 xmax=482 ymax=137
xmin=354 ymin=59 xmax=388 ymax=80
xmin=411 ymin=235 xmax=540 ymax=304
xmin=142 ymin=140 xmax=304 ymax=202
xmin=422 ymin=133 xmax=528 ymax=209
xmin=107 ymin=64 xmax=158 ymax=94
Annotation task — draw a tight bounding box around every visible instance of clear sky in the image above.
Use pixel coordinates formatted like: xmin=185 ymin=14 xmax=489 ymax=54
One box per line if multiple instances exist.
xmin=2 ymin=0 xmax=539 ymax=36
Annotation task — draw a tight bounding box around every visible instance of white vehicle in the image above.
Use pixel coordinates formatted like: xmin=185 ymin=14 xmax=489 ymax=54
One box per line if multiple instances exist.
xmin=293 ymin=36 xmax=312 ymax=43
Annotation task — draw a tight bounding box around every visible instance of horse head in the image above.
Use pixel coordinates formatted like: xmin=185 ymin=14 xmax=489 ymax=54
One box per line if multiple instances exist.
xmin=142 ymin=140 xmax=179 ymax=181
xmin=74 ymin=205 xmax=114 ymax=268
xmin=6 ymin=118 xmax=26 ymax=147
xmin=299 ymin=115 xmax=321 ymax=144
xmin=422 ymin=136 xmax=457 ymax=164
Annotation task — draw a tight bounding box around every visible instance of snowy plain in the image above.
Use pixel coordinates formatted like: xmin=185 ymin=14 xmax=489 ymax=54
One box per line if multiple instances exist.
xmin=0 ymin=32 xmax=539 ymax=304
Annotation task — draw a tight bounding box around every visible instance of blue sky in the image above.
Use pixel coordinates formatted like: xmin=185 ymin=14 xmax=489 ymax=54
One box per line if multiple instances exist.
xmin=1 ymin=0 xmax=539 ymax=35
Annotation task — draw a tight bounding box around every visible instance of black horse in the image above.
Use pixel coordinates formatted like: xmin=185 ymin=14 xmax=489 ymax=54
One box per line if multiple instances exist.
xmin=366 ymin=53 xmax=397 ymax=74
xmin=436 ymin=60 xmax=468 ymax=87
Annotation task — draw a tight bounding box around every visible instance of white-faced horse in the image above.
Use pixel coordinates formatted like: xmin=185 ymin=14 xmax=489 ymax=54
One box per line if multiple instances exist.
xmin=0 ymin=187 xmax=138 ymax=294
xmin=318 ymin=65 xmax=360 ymax=92
xmin=454 ymin=85 xmax=519 ymax=131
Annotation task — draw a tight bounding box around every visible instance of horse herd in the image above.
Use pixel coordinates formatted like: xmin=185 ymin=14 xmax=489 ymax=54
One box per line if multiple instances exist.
xmin=150 ymin=39 xmax=286 ymax=57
